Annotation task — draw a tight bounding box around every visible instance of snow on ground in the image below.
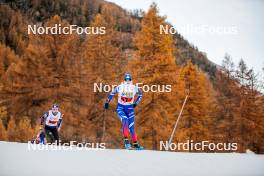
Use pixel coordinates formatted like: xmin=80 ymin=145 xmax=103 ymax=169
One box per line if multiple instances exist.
xmin=0 ymin=141 xmax=263 ymax=176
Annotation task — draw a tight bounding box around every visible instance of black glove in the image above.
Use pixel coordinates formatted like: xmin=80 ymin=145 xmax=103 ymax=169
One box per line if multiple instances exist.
xmin=133 ymin=103 xmax=137 ymax=108
xmin=104 ymin=103 xmax=109 ymax=109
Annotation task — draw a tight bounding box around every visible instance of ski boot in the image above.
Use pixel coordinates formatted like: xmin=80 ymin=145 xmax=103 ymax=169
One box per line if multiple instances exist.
xmin=124 ymin=138 xmax=132 ymax=150
xmin=132 ymin=142 xmax=144 ymax=150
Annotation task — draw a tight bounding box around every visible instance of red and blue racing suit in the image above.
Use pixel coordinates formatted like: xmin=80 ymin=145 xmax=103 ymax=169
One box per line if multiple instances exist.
xmin=106 ymin=82 xmax=142 ymax=142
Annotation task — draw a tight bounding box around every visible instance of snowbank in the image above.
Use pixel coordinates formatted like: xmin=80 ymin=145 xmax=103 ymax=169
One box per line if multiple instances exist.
xmin=0 ymin=141 xmax=263 ymax=176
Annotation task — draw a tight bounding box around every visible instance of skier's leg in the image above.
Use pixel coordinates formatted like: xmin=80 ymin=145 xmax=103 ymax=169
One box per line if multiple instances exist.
xmin=128 ymin=107 xmax=143 ymax=150
xmin=39 ymin=131 xmax=45 ymax=144
xmin=55 ymin=130 xmax=59 ymax=145
xmin=45 ymin=126 xmax=55 ymax=144
xmin=52 ymin=128 xmax=60 ymax=145
xmin=122 ymin=119 xmax=129 ymax=139
xmin=122 ymin=119 xmax=131 ymax=149
xmin=116 ymin=106 xmax=131 ymax=149
xmin=127 ymin=108 xmax=137 ymax=142
xmin=50 ymin=128 xmax=59 ymax=145
xmin=116 ymin=106 xmax=129 ymax=138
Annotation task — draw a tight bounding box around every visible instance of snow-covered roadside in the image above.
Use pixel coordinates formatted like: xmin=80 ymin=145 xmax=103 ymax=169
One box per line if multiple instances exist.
xmin=0 ymin=141 xmax=263 ymax=176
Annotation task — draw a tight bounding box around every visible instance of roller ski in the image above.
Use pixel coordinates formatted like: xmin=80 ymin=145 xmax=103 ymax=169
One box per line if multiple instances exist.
xmin=124 ymin=138 xmax=132 ymax=149
xmin=123 ymin=138 xmax=144 ymax=150
xmin=132 ymin=142 xmax=144 ymax=150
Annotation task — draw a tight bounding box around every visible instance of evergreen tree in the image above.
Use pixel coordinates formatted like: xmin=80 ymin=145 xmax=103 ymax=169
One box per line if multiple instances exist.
xmin=130 ymin=3 xmax=181 ymax=149
xmin=82 ymin=14 xmax=123 ymax=144
xmin=214 ymin=55 xmax=241 ymax=148
xmin=177 ymin=60 xmax=215 ymax=151
xmin=236 ymin=60 xmax=263 ymax=152
xmin=0 ymin=44 xmax=19 ymax=77
xmin=16 ymin=117 xmax=33 ymax=142
xmin=0 ymin=119 xmax=7 ymax=140
xmin=7 ymin=117 xmax=17 ymax=141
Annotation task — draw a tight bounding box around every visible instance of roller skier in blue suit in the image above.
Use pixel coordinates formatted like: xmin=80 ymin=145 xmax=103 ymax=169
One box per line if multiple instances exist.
xmin=104 ymin=73 xmax=143 ymax=150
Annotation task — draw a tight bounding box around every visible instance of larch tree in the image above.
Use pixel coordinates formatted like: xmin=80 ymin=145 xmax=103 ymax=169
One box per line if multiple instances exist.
xmin=177 ymin=60 xmax=216 ymax=151
xmin=214 ymin=55 xmax=242 ymax=148
xmin=0 ymin=44 xmax=19 ymax=77
xmin=0 ymin=5 xmax=28 ymax=55
xmin=0 ymin=119 xmax=7 ymax=140
xmin=16 ymin=117 xmax=34 ymax=142
xmin=7 ymin=117 xmax=17 ymax=141
xmin=0 ymin=44 xmax=19 ymax=126
xmin=1 ymin=15 xmax=82 ymax=142
xmin=129 ymin=3 xmax=182 ymax=149
xmin=235 ymin=59 xmax=263 ymax=152
xmin=81 ymin=14 xmax=124 ymax=145
xmin=215 ymin=57 xmax=264 ymax=152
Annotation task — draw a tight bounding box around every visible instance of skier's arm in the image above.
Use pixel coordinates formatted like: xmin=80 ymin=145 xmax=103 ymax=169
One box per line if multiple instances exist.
xmin=134 ymin=87 xmax=143 ymax=105
xmin=57 ymin=119 xmax=62 ymax=128
xmin=106 ymin=86 xmax=119 ymax=103
xmin=57 ymin=114 xmax=63 ymax=130
xmin=40 ymin=112 xmax=48 ymax=129
xmin=104 ymin=86 xmax=118 ymax=109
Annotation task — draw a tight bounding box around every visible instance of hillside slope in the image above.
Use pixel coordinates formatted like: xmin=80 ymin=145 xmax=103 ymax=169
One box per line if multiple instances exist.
xmin=1 ymin=0 xmax=216 ymax=75
xmin=0 ymin=142 xmax=264 ymax=176
xmin=0 ymin=0 xmax=263 ymax=153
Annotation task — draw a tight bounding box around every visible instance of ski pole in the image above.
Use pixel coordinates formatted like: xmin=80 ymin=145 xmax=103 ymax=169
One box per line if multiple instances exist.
xmin=168 ymin=94 xmax=188 ymax=146
xmin=101 ymin=109 xmax=106 ymax=142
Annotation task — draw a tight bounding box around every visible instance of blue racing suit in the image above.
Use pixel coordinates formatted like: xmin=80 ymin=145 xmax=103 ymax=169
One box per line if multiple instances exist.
xmin=106 ymin=82 xmax=142 ymax=142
